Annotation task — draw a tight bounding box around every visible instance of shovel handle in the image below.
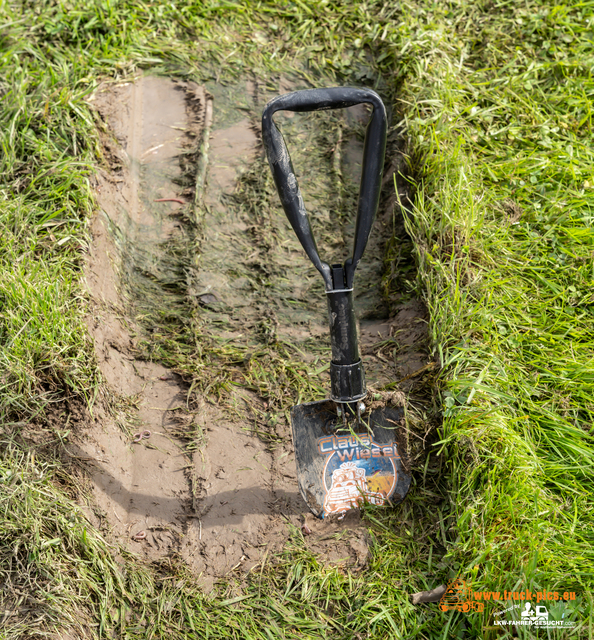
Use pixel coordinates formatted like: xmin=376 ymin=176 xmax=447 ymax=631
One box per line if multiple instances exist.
xmin=262 ymin=87 xmax=387 ymax=290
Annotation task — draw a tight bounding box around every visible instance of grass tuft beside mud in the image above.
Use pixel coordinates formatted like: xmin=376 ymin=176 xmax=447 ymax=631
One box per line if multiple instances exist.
xmin=1 ymin=0 xmax=593 ymax=638
xmin=401 ymin=0 xmax=594 ymax=608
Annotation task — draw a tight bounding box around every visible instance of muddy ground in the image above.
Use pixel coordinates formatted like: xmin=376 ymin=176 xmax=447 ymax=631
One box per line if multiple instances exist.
xmin=70 ymin=74 xmax=431 ymax=591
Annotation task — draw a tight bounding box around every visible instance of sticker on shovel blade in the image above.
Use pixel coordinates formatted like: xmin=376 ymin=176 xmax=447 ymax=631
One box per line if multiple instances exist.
xmin=317 ymin=434 xmax=400 ymax=517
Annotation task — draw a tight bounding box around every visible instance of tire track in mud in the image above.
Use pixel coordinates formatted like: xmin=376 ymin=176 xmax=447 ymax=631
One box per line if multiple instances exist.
xmin=83 ymin=76 xmax=308 ymax=591
xmin=80 ymin=74 xmax=432 ymax=590
xmin=82 ymin=76 xmax=195 ymax=563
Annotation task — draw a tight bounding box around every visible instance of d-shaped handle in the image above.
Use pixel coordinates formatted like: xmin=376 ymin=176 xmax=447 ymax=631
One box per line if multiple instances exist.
xmin=262 ymin=87 xmax=387 ymax=291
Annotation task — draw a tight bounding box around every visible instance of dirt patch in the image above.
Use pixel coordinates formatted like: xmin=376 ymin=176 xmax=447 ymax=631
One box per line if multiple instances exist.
xmin=81 ymin=76 xmax=200 ymax=565
xmin=81 ymin=75 xmax=307 ymax=590
xmin=180 ymin=395 xmax=304 ymax=585
xmin=360 ymin=298 xmax=430 ymax=392
xmin=74 ymin=74 xmax=432 ymax=590
xmin=302 ymin=510 xmax=370 ymax=572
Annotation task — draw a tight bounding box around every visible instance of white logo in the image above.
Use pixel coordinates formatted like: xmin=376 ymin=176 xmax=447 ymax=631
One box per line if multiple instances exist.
xmin=494 ymin=602 xmax=575 ymax=628
xmin=521 ymin=603 xmax=548 ymax=621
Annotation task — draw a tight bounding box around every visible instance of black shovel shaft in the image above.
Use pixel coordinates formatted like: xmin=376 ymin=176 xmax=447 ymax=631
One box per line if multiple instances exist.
xmin=262 ymin=87 xmax=387 ymax=403
xmin=327 ymin=287 xmax=365 ymax=402
xmin=325 ymin=263 xmax=364 ymax=402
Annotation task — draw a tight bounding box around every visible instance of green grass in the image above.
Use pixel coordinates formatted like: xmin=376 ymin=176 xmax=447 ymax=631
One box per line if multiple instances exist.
xmin=402 ymin=0 xmax=594 ymax=588
xmin=1 ymin=0 xmax=593 ymax=638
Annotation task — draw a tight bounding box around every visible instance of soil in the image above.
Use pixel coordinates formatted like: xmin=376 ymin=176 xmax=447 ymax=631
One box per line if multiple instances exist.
xmin=301 ymin=510 xmax=371 ymax=572
xmin=360 ymin=298 xmax=430 ymax=392
xmin=82 ymin=75 xmax=207 ymax=566
xmin=73 ymin=73 xmax=432 ymax=591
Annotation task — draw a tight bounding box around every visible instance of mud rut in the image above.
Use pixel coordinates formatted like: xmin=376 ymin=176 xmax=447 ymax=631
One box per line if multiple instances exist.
xmin=80 ymin=75 xmax=429 ymax=590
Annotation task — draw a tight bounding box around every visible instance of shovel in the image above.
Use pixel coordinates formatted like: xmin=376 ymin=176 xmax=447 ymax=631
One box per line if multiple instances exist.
xmin=262 ymin=87 xmax=412 ymax=519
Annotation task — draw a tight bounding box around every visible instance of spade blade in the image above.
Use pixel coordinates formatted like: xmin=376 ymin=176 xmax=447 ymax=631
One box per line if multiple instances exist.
xmin=291 ymin=400 xmax=412 ymax=518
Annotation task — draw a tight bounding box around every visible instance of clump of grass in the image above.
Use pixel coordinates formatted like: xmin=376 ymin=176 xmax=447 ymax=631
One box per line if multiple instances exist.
xmin=0 ymin=443 xmax=134 ymax=636
xmin=0 ymin=58 xmax=99 ymax=420
xmin=394 ymin=0 xmax=594 ymax=631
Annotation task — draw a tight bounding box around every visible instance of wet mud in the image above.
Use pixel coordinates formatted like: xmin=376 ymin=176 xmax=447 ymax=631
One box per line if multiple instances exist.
xmin=79 ymin=74 xmax=432 ymax=589
xmin=301 ymin=510 xmax=371 ymax=572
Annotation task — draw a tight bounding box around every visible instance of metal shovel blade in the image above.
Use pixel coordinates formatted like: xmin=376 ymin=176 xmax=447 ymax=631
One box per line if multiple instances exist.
xmin=291 ymin=400 xmax=412 ymax=518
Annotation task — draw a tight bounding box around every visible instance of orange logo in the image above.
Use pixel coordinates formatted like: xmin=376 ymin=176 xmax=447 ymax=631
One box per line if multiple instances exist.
xmin=440 ymin=579 xmax=484 ymax=613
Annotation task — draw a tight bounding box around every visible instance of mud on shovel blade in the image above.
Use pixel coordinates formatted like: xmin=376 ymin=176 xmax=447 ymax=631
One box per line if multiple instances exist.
xmin=262 ymin=87 xmax=412 ymax=519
